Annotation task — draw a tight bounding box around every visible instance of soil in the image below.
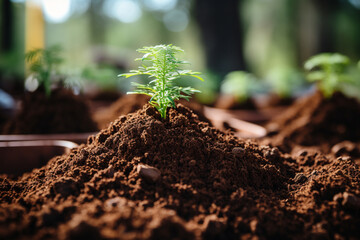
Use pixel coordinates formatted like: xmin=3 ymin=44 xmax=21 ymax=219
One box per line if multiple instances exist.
xmin=264 ymin=91 xmax=360 ymax=153
xmin=3 ymin=88 xmax=98 ymax=134
xmin=1 ymin=104 xmax=359 ymax=239
xmin=94 ymin=94 xmax=210 ymax=129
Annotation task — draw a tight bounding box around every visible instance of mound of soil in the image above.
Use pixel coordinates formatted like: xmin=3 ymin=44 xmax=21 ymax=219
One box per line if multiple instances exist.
xmin=1 ymin=104 xmax=359 ymax=239
xmin=94 ymin=94 xmax=210 ymax=129
xmin=3 ymin=88 xmax=98 ymax=134
xmin=265 ymin=91 xmax=360 ymax=152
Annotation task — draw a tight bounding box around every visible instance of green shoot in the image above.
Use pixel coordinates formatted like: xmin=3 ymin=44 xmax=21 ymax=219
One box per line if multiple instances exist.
xmin=220 ymin=71 xmax=259 ymax=103
xmin=25 ymin=45 xmax=63 ymax=96
xmin=304 ymin=53 xmax=352 ymax=98
xmin=119 ymin=44 xmax=203 ymax=119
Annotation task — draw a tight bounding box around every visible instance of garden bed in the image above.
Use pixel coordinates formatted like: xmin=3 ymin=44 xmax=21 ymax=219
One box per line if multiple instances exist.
xmin=1 ymin=104 xmax=359 ymax=239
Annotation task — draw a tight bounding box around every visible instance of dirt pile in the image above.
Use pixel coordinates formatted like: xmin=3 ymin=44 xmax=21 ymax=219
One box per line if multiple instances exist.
xmin=94 ymin=94 xmax=210 ymax=129
xmin=1 ymin=104 xmax=359 ymax=239
xmin=3 ymin=88 xmax=98 ymax=134
xmin=265 ymin=91 xmax=360 ymax=152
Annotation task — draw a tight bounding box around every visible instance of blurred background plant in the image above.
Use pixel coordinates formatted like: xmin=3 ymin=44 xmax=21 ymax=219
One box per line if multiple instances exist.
xmin=304 ymin=53 xmax=360 ymax=98
xmin=220 ymin=71 xmax=261 ymax=104
xmin=1 ymin=0 xmax=360 ymax=102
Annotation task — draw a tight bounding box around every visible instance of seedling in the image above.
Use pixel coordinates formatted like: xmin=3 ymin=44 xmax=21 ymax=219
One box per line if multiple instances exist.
xmin=119 ymin=44 xmax=203 ymax=119
xmin=25 ymin=45 xmax=63 ymax=96
xmin=304 ymin=53 xmax=352 ymax=98
xmin=220 ymin=71 xmax=259 ymax=103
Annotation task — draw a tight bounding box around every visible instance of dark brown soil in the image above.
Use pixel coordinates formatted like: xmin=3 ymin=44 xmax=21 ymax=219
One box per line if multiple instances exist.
xmin=265 ymin=91 xmax=360 ymax=153
xmin=1 ymin=104 xmax=359 ymax=239
xmin=3 ymin=88 xmax=98 ymax=134
xmin=94 ymin=94 xmax=210 ymax=129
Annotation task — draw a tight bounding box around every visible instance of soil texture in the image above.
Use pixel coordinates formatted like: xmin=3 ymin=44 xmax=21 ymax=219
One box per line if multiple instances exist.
xmin=3 ymin=88 xmax=98 ymax=134
xmin=1 ymin=104 xmax=359 ymax=239
xmin=94 ymin=94 xmax=210 ymax=129
xmin=265 ymin=91 xmax=360 ymax=153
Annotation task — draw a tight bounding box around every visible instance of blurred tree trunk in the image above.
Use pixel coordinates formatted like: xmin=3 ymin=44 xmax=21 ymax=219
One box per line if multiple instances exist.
xmin=194 ymin=0 xmax=246 ymax=83
xmin=313 ymin=0 xmax=341 ymax=53
xmin=89 ymin=0 xmax=106 ymax=45
xmin=1 ymin=0 xmax=13 ymax=51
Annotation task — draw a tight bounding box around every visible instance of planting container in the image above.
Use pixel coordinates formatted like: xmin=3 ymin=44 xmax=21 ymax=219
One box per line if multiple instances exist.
xmin=0 ymin=140 xmax=78 ymax=176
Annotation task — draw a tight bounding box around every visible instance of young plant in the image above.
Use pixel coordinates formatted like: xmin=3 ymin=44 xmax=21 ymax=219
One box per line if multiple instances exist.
xmin=304 ymin=53 xmax=352 ymax=98
xmin=119 ymin=44 xmax=203 ymax=119
xmin=25 ymin=45 xmax=63 ymax=96
xmin=220 ymin=71 xmax=260 ymax=103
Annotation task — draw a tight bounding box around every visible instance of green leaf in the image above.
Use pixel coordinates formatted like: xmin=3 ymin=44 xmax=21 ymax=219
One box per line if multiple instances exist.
xmin=304 ymin=53 xmax=349 ymax=70
xmin=167 ymin=96 xmax=176 ymax=108
xmin=189 ymin=74 xmax=204 ymax=81
xmin=306 ymin=71 xmax=325 ymax=82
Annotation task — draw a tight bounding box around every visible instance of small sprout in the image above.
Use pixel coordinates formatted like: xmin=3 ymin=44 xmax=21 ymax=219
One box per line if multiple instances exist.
xmin=304 ymin=53 xmax=352 ymax=98
xmin=119 ymin=44 xmax=203 ymax=119
xmin=220 ymin=71 xmax=259 ymax=103
xmin=25 ymin=45 xmax=63 ymax=96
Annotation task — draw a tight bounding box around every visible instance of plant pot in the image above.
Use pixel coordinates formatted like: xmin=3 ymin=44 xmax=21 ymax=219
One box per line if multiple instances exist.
xmin=0 ymin=132 xmax=97 ymax=144
xmin=0 ymin=140 xmax=78 ymax=176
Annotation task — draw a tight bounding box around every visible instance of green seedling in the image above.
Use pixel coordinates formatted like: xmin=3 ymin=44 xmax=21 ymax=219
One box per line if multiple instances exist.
xmin=304 ymin=53 xmax=352 ymax=98
xmin=119 ymin=44 xmax=203 ymax=119
xmin=220 ymin=71 xmax=259 ymax=103
xmin=25 ymin=45 xmax=63 ymax=96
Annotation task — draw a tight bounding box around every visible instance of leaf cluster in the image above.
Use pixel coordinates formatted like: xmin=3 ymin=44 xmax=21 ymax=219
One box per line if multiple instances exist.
xmin=119 ymin=44 xmax=203 ymax=119
xmin=25 ymin=45 xmax=63 ymax=96
xmin=304 ymin=53 xmax=355 ymax=98
xmin=220 ymin=71 xmax=260 ymax=103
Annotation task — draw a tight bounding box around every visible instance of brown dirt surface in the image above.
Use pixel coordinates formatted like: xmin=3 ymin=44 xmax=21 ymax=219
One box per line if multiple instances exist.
xmin=1 ymin=104 xmax=359 ymax=239
xmin=264 ymin=91 xmax=360 ymax=153
xmin=94 ymin=94 xmax=210 ymax=129
xmin=3 ymin=88 xmax=98 ymax=134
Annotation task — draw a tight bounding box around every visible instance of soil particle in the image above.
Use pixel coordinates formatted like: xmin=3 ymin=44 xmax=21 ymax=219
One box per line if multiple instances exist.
xmin=231 ymin=147 xmax=245 ymax=157
xmin=0 ymin=103 xmax=359 ymax=239
xmin=342 ymin=192 xmax=360 ymax=211
xmin=137 ymin=164 xmax=161 ymax=183
xmin=293 ymin=173 xmax=307 ymax=184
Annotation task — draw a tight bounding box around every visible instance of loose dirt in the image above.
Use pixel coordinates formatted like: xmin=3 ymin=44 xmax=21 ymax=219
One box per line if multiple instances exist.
xmin=1 ymin=104 xmax=359 ymax=239
xmin=265 ymin=91 xmax=360 ymax=153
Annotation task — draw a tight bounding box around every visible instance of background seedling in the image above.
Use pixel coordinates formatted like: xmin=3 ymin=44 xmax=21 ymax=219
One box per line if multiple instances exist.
xmin=304 ymin=53 xmax=353 ymax=98
xmin=220 ymin=71 xmax=260 ymax=103
xmin=119 ymin=44 xmax=203 ymax=119
xmin=25 ymin=45 xmax=63 ymax=96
